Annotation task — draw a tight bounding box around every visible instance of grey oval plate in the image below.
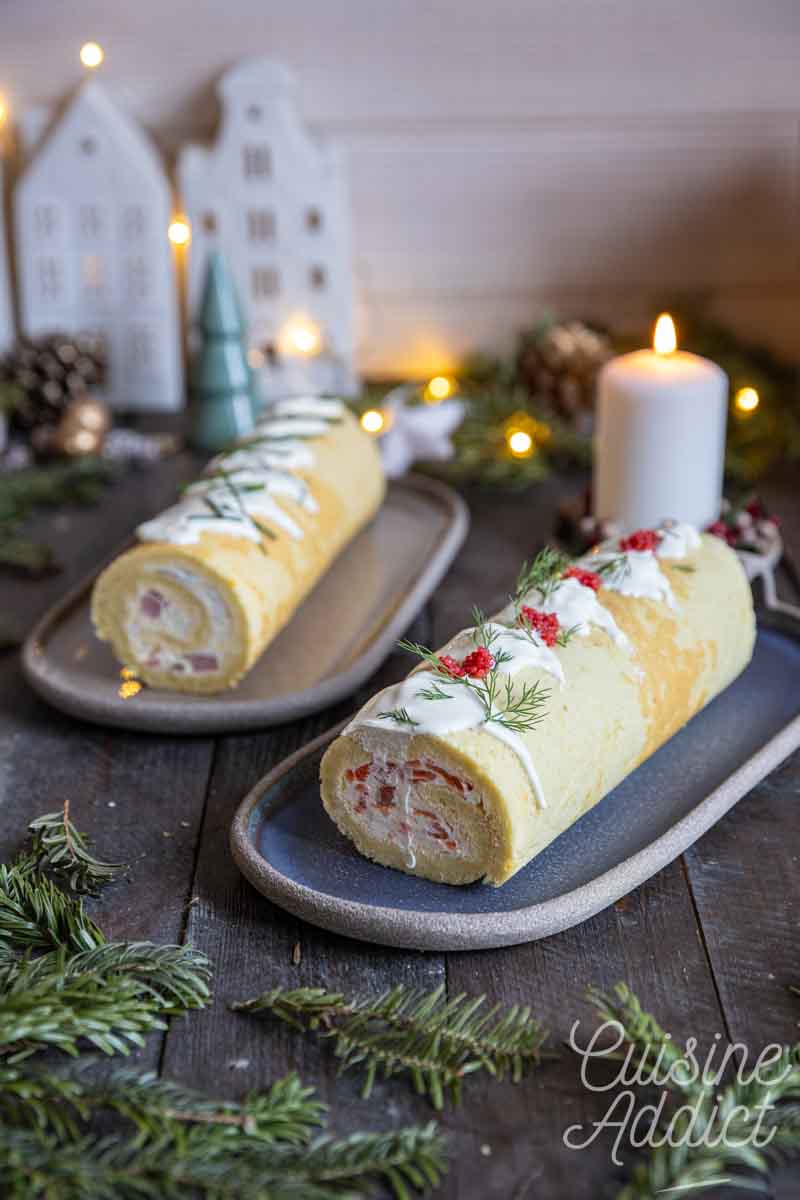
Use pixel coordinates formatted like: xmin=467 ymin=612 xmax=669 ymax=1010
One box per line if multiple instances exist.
xmin=230 ymin=616 xmax=800 ymax=951
xmin=22 ymin=475 xmax=468 ymax=734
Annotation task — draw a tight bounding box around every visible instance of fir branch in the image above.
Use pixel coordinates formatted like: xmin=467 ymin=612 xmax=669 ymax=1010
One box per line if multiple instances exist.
xmin=0 ymin=1120 xmax=446 ymax=1200
xmin=28 ymin=802 xmax=126 ymax=895
xmin=232 ymin=983 xmax=547 ymax=1110
xmin=587 ymin=984 xmax=800 ymax=1200
xmin=0 ymin=943 xmax=211 ymax=1061
xmin=0 ymin=1064 xmax=324 ymax=1148
xmin=0 ymin=860 xmax=105 ymax=956
xmin=588 ymin=983 xmax=703 ymax=1098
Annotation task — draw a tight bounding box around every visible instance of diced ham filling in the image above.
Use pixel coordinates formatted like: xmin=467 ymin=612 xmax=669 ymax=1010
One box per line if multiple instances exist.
xmin=130 ymin=579 xmax=225 ymax=677
xmin=140 ymin=589 xmax=167 ymax=619
xmin=341 ymin=755 xmax=482 ymax=860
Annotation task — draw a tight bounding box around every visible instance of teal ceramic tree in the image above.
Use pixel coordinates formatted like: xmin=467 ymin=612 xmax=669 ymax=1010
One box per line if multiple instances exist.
xmin=190 ymin=252 xmax=255 ymax=452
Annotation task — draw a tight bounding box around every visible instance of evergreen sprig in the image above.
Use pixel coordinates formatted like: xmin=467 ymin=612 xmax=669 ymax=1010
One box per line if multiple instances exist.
xmin=587 ymin=984 xmax=800 ymax=1199
xmin=0 ymin=1120 xmax=445 ymax=1200
xmin=28 ymin=803 xmax=126 ymax=895
xmin=232 ymin=982 xmax=547 ymax=1110
xmin=0 ymin=942 xmax=211 ymax=1061
xmin=0 ymin=1064 xmax=324 ymax=1146
xmin=0 ymin=859 xmax=105 ymax=955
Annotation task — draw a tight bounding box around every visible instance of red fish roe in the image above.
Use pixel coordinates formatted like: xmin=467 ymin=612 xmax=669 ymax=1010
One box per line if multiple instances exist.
xmin=563 ymin=566 xmax=602 ymax=591
xmin=519 ymin=606 xmax=560 ymax=647
xmin=619 ymin=529 xmax=662 ymax=553
xmin=461 ymin=646 xmax=495 ymax=679
xmin=707 ymin=520 xmax=736 ymax=546
xmin=438 ymin=654 xmax=466 ymax=678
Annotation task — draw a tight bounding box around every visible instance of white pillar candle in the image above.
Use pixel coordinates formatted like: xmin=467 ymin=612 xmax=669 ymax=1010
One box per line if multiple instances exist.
xmin=593 ymin=315 xmax=728 ymax=532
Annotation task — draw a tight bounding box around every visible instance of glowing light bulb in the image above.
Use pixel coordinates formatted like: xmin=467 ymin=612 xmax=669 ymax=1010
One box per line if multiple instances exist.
xmin=168 ymin=217 xmax=191 ymax=246
xmin=508 ymin=430 xmax=533 ymax=458
xmin=280 ymin=317 xmax=322 ymax=357
xmin=735 ymin=386 xmax=759 ymax=415
xmin=80 ymin=42 xmax=105 ymax=69
xmin=424 ymin=375 xmax=453 ymax=403
xmin=653 ymin=313 xmax=677 ymax=356
xmin=360 ymin=409 xmax=385 ymax=435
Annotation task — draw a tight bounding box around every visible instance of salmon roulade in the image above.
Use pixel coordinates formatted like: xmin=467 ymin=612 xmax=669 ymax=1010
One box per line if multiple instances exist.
xmin=91 ymin=398 xmax=385 ymax=694
xmin=320 ymin=524 xmax=755 ymax=886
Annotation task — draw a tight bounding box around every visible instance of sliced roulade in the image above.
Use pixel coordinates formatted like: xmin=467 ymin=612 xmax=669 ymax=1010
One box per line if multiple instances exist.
xmin=320 ymin=524 xmax=755 ymax=886
xmin=91 ymin=398 xmax=385 ymax=693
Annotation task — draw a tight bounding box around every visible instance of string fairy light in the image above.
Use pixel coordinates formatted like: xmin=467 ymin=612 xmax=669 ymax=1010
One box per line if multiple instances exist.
xmin=79 ymin=42 xmax=105 ymax=69
xmin=734 ymin=386 xmax=759 ymax=416
xmin=280 ymin=317 xmax=322 ymax=357
xmin=360 ymin=409 xmax=385 ymax=435
xmin=507 ymin=429 xmax=533 ymax=458
xmin=167 ymin=217 xmax=191 ymax=246
xmin=424 ymin=375 xmax=454 ymax=403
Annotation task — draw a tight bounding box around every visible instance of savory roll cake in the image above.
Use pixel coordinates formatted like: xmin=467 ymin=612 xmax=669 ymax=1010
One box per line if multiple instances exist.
xmin=320 ymin=523 xmax=755 ymax=886
xmin=91 ymin=398 xmax=385 ymax=693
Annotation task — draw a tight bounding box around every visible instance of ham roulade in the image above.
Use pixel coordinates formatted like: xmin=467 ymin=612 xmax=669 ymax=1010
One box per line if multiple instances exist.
xmin=320 ymin=524 xmax=755 ymax=886
xmin=91 ymin=397 xmax=385 ymax=693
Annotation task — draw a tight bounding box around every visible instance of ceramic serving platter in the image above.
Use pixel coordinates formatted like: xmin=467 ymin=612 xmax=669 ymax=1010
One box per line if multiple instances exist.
xmin=22 ymin=475 xmax=469 ymax=734
xmin=230 ymin=611 xmax=800 ymax=951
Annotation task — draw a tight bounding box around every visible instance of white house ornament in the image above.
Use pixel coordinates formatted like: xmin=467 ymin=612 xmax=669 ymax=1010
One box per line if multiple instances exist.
xmin=375 ymin=387 xmax=465 ymax=479
xmin=178 ymin=58 xmax=356 ymax=404
xmin=14 ymin=81 xmax=184 ymax=412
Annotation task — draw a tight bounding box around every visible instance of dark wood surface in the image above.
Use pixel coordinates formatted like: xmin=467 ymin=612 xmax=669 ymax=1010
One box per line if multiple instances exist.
xmin=1 ymin=450 xmax=799 ymax=1200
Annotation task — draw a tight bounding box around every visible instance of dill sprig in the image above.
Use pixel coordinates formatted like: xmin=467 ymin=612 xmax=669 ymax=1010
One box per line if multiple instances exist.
xmin=397 ymin=629 xmax=549 ymax=737
xmin=513 ymin=546 xmax=571 ymax=606
xmin=28 ymin=803 xmax=126 ymax=896
xmin=233 ymin=982 xmax=548 ymax=1111
xmin=377 ymin=707 xmax=419 ymax=728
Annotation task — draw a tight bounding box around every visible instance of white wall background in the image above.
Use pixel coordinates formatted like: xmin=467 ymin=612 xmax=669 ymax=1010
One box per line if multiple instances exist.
xmin=3 ymin=0 xmax=799 ymax=376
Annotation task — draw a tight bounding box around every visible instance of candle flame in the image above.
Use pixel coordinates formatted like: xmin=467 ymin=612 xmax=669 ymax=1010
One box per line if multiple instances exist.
xmin=653 ymin=313 xmax=677 ymax=356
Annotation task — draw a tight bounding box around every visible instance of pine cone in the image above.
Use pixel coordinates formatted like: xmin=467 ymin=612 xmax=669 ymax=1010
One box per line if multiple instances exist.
xmin=516 ymin=320 xmax=612 ymax=425
xmin=2 ymin=333 xmax=107 ymax=434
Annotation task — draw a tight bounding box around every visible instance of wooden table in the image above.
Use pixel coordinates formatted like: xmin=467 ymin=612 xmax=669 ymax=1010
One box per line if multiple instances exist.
xmin=2 ymin=450 xmax=799 ymax=1199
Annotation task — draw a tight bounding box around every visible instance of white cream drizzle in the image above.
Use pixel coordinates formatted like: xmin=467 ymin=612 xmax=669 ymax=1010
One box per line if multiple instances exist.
xmin=272 ymin=396 xmax=344 ymax=420
xmin=497 ymin=577 xmax=628 ymax=649
xmin=209 ymin=443 xmax=317 ymax=476
xmin=252 ymin=416 xmax=332 ymax=439
xmin=137 ymin=394 xmax=344 ymax=547
xmin=589 ymin=550 xmax=676 ymax=608
xmin=656 ymin=520 xmax=702 ymax=560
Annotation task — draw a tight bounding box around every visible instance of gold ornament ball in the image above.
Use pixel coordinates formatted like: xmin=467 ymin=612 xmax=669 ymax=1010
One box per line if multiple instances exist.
xmin=53 ymin=395 xmax=112 ymax=457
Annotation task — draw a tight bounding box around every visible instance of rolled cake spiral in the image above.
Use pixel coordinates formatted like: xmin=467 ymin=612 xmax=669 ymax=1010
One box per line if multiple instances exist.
xmin=91 ymin=398 xmax=385 ymax=693
xmin=320 ymin=524 xmax=755 ymax=886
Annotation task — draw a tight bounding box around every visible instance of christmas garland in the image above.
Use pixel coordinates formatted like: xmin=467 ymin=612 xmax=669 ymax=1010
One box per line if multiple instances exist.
xmin=358 ymin=304 xmax=799 ymax=490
